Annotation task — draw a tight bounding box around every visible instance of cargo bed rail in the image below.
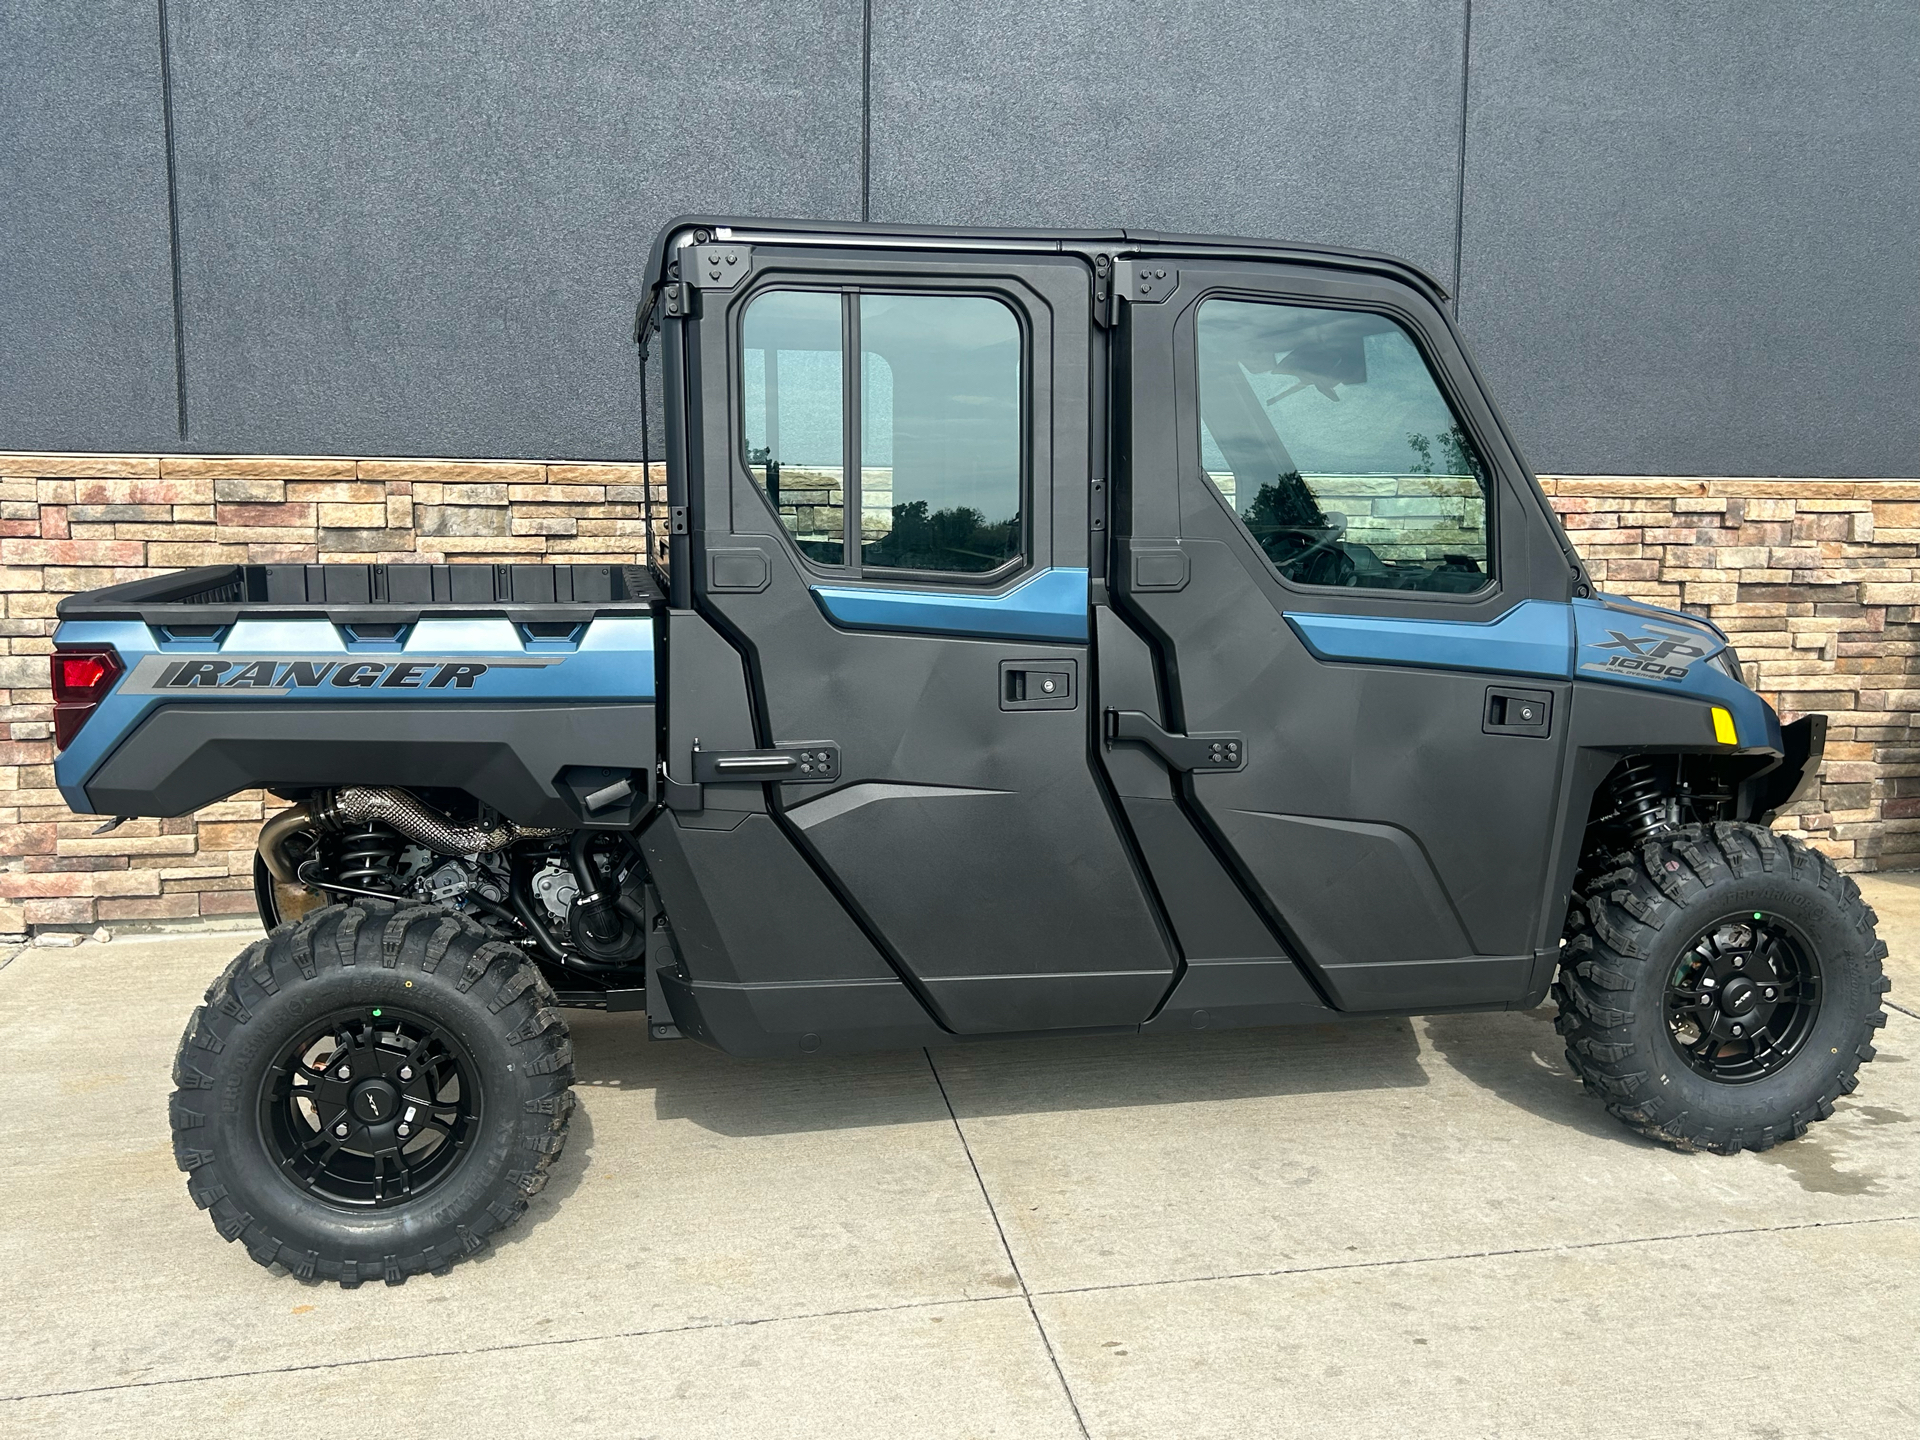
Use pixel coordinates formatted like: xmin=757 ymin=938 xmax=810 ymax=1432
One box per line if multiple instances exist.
xmin=55 ymin=562 xmax=660 ymax=628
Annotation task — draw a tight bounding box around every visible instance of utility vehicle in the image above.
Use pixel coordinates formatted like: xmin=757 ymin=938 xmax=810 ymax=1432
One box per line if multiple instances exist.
xmin=50 ymin=219 xmax=1886 ymax=1286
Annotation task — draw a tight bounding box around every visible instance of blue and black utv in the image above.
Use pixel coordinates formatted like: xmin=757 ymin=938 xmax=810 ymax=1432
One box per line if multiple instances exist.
xmin=51 ymin=220 xmax=1885 ymax=1286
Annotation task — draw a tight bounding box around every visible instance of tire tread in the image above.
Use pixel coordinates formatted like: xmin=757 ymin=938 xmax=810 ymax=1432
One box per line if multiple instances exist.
xmin=167 ymin=900 xmax=575 ymax=1286
xmin=1555 ymin=822 xmax=1888 ymax=1155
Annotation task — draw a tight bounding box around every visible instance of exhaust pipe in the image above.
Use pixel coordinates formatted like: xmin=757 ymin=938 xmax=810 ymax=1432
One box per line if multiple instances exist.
xmin=258 ymin=787 xmax=565 ymax=883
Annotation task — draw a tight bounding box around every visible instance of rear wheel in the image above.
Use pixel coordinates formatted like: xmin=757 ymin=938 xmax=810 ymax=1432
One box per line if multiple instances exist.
xmin=1555 ymin=822 xmax=1889 ymax=1154
xmin=169 ymin=900 xmax=574 ymax=1285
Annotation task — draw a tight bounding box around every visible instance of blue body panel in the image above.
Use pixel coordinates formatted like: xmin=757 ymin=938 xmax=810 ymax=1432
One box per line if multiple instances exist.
xmin=1573 ymin=595 xmax=1778 ymax=750
xmin=52 ymin=615 xmax=656 ymax=813
xmin=810 ymin=566 xmax=1090 ymax=644
xmin=1284 ymin=599 xmax=1574 ymax=680
xmin=1283 ymin=593 xmax=1779 ymax=749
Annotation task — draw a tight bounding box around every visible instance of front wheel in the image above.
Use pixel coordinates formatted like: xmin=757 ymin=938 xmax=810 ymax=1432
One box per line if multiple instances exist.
xmin=169 ymin=901 xmax=575 ymax=1285
xmin=1555 ymin=822 xmax=1890 ymax=1154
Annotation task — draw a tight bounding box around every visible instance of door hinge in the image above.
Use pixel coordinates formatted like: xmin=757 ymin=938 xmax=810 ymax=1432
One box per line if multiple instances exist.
xmin=691 ymin=741 xmax=840 ymax=784
xmin=1104 ymin=260 xmax=1178 ymax=324
xmin=684 ymin=243 xmax=751 ymax=290
xmin=1092 ymin=253 xmax=1113 ymax=326
xmin=1105 ymin=708 xmax=1245 ymax=772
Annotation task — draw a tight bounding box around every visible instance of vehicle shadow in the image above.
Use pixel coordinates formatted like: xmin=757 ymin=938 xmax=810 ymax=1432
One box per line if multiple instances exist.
xmin=1420 ymin=1004 xmax=1664 ymax=1149
xmin=565 ymin=1008 xmax=1428 ymax=1138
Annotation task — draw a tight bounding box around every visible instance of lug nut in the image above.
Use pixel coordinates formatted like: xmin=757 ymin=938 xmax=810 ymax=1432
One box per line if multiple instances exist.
xmin=397 ymin=1124 xmax=411 ymax=1138
xmin=1733 ymin=957 xmax=1745 ymax=969
xmin=398 ymin=1065 xmax=412 ymax=1081
xmin=336 ymin=1065 xmax=351 ymax=1080
xmin=1731 ymin=1025 xmax=1744 ymax=1037
xmin=334 ymin=1122 xmax=349 ymax=1137
xmin=1764 ymin=987 xmax=1777 ymax=1000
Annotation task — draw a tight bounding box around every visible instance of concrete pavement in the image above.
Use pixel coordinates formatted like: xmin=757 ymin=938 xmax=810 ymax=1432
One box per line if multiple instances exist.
xmin=2 ymin=880 xmax=1916 ymax=1439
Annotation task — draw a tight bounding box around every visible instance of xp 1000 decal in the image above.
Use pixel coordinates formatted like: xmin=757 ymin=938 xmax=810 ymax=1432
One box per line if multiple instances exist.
xmin=1579 ymin=621 xmax=1723 ymax=684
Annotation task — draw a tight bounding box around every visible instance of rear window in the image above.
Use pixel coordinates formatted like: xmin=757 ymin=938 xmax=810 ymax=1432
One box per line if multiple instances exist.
xmin=741 ymin=288 xmax=1024 ymax=577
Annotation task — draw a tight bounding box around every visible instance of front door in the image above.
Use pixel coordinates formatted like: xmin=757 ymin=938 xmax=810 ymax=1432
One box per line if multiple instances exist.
xmin=684 ymin=244 xmax=1176 ymax=1033
xmin=1110 ymin=259 xmax=1578 ymax=1012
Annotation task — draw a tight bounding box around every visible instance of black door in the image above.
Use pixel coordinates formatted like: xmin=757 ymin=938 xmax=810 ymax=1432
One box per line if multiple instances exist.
xmin=680 ymin=242 xmax=1176 ymax=1034
xmin=1109 ymin=259 xmax=1580 ymax=1012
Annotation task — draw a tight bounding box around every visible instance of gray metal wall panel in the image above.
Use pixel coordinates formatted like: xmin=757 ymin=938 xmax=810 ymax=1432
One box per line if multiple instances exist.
xmin=867 ymin=0 xmax=1469 ymax=284
xmin=0 ymin=2 xmax=179 ymax=452
xmin=1458 ymin=2 xmax=1920 ymax=478
xmin=167 ymin=3 xmax=863 ymax=460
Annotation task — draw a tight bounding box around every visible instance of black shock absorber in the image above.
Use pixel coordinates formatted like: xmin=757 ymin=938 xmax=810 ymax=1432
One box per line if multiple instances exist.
xmin=333 ymin=822 xmax=405 ymax=890
xmin=1611 ymin=757 xmax=1674 ymax=843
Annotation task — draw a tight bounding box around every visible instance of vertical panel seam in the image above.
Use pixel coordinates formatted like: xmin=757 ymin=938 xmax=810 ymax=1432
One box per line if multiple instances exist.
xmin=1451 ymin=0 xmax=1473 ymax=318
xmin=860 ymin=0 xmax=873 ymax=221
xmin=156 ymin=0 xmax=189 ymax=440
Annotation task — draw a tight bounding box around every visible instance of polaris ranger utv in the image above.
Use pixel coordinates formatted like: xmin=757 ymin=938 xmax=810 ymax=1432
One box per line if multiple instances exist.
xmin=51 ymin=219 xmax=1886 ymax=1287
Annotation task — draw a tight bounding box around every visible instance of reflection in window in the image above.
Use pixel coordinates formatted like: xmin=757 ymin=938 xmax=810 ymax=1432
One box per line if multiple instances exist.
xmin=860 ymin=294 xmax=1021 ymax=573
xmin=1197 ymin=300 xmax=1491 ymax=594
xmin=742 ymin=291 xmax=844 ymax=564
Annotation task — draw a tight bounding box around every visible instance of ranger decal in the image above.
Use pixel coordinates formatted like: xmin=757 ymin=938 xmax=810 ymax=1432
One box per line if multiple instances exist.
xmin=120 ymin=654 xmax=558 ymax=696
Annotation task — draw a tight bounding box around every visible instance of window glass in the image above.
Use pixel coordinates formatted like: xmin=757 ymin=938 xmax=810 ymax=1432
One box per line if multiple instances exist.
xmin=742 ymin=291 xmax=844 ymax=565
xmin=859 ymin=294 xmax=1021 ymax=573
xmin=1196 ymin=299 xmax=1491 ymax=594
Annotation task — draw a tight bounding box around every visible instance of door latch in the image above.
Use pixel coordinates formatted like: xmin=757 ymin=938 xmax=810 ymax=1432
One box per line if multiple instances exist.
xmin=1484 ymin=687 xmax=1552 ymax=737
xmin=1001 ymin=659 xmax=1077 ymax=711
xmin=1105 ymin=709 xmax=1245 ymax=772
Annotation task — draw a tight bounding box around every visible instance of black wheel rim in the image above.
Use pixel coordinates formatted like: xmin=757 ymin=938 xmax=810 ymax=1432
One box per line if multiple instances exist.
xmin=1665 ymin=912 xmax=1822 ymax=1084
xmin=260 ymin=1006 xmax=482 ymax=1209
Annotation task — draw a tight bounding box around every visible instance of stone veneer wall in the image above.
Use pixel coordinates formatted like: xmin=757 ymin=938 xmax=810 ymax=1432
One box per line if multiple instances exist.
xmin=1539 ymin=476 xmax=1920 ymax=873
xmin=0 ymin=455 xmax=1914 ymax=935
xmin=0 ymin=453 xmax=665 ymax=935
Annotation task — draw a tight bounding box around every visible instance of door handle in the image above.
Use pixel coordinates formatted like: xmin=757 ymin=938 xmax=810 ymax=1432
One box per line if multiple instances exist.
xmin=1104 ymin=709 xmax=1245 ymax=772
xmin=1483 ymin=687 xmax=1552 ymax=737
xmin=1000 ymin=659 xmax=1078 ymax=710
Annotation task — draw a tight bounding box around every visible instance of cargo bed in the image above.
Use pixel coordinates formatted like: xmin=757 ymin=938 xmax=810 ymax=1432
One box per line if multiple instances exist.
xmin=51 ymin=562 xmax=659 ymax=826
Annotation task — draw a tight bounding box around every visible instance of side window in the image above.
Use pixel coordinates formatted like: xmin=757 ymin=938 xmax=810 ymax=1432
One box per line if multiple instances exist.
xmin=1196 ymin=298 xmax=1492 ymax=595
xmin=860 ymin=295 xmax=1021 ymax=573
xmin=742 ymin=291 xmax=845 ymax=565
xmin=740 ymin=288 xmax=1024 ymax=578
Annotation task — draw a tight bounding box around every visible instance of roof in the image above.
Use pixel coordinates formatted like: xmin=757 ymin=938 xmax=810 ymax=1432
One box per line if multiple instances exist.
xmin=641 ymin=215 xmax=1450 ymax=311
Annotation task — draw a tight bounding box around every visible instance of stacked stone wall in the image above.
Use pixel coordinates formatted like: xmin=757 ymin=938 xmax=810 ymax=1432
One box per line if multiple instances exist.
xmin=0 ymin=453 xmax=664 ymax=935
xmin=1 ymin=454 xmax=1914 ymax=935
xmin=1540 ymin=476 xmax=1920 ymax=871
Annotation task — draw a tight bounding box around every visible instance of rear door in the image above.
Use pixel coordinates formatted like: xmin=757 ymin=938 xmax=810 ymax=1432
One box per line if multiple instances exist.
xmin=679 ymin=241 xmax=1176 ymax=1034
xmin=1109 ymin=258 xmax=1579 ymax=1012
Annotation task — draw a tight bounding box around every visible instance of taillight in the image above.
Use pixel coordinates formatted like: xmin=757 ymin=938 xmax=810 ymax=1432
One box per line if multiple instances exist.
xmin=51 ymin=647 xmax=123 ymax=751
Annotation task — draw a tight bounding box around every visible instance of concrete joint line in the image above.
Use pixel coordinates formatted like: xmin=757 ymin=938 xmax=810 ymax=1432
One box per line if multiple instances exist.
xmin=924 ymin=1048 xmax=1091 ymax=1440
xmin=1027 ymin=1212 xmax=1920 ymax=1302
xmin=0 ymin=1291 xmax=1029 ymax=1406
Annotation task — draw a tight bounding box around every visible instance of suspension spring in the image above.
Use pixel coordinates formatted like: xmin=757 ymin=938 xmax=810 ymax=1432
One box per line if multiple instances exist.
xmin=333 ymin=822 xmax=404 ymax=889
xmin=1611 ymin=757 xmax=1674 ymax=842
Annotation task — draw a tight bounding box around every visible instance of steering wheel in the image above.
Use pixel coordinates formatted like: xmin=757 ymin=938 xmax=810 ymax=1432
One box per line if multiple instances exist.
xmin=1263 ymin=513 xmax=1357 ymax=587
